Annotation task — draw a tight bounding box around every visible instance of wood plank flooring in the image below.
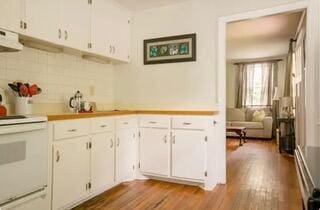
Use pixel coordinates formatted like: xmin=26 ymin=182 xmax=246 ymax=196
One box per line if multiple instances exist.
xmin=73 ymin=139 xmax=302 ymax=210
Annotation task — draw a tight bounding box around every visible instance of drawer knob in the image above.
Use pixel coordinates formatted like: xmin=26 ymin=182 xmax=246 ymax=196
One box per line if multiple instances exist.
xmin=123 ymin=122 xmax=129 ymax=125
xmin=100 ymin=125 xmax=107 ymax=128
xmin=183 ymin=122 xmax=191 ymax=125
xmin=149 ymin=121 xmax=157 ymax=124
xmin=68 ymin=129 xmax=77 ymax=132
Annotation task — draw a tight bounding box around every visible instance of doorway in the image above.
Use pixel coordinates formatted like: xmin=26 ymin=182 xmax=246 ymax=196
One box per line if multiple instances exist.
xmin=217 ymin=1 xmax=315 ymax=184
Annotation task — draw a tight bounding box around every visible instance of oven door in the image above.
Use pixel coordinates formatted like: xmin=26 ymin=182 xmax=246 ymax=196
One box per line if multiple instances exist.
xmin=0 ymin=122 xmax=48 ymax=205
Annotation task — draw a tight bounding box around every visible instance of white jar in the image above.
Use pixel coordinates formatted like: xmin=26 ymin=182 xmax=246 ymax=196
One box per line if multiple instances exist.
xmin=15 ymin=97 xmax=33 ymax=115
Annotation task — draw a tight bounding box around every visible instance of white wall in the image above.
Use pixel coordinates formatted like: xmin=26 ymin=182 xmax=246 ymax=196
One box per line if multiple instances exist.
xmin=0 ymin=47 xmax=115 ymax=114
xmin=115 ymin=0 xmax=302 ymax=110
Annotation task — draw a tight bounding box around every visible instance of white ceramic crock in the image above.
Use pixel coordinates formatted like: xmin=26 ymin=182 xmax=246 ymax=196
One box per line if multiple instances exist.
xmin=15 ymin=97 xmax=33 ymax=115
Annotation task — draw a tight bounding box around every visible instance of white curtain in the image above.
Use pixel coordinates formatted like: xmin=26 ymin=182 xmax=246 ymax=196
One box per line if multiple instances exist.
xmin=236 ymin=62 xmax=276 ymax=108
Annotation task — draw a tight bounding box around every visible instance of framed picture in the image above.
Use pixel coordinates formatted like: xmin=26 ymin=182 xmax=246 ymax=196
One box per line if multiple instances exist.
xmin=144 ymin=33 xmax=196 ymax=65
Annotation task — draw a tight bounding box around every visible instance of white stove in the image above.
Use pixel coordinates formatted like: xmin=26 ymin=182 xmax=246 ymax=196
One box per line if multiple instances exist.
xmin=0 ymin=115 xmax=47 ymax=126
xmin=0 ymin=115 xmax=48 ymax=207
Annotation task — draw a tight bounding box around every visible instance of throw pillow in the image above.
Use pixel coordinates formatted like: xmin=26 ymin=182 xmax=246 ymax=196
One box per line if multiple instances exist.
xmin=252 ymin=110 xmax=266 ymax=122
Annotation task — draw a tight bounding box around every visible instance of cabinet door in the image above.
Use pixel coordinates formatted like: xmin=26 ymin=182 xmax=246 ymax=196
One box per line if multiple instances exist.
xmin=111 ymin=5 xmax=130 ymax=62
xmin=171 ymin=130 xmax=206 ymax=181
xmin=24 ymin=0 xmax=60 ymax=43
xmin=116 ymin=129 xmax=135 ymax=183
xmin=0 ymin=0 xmax=22 ymax=32
xmin=91 ymin=132 xmax=115 ymax=192
xmin=52 ymin=137 xmax=90 ymax=210
xmin=91 ymin=0 xmax=130 ymax=61
xmin=60 ymin=0 xmax=91 ymax=51
xmin=91 ymin=0 xmax=113 ymax=57
xmin=140 ymin=128 xmax=169 ymax=176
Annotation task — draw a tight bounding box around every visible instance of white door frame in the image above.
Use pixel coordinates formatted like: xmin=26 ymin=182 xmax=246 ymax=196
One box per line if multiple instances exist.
xmin=217 ymin=1 xmax=318 ymax=183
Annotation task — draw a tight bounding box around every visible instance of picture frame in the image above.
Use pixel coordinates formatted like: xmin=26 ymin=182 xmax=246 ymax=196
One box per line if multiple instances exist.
xmin=144 ymin=33 xmax=196 ymax=65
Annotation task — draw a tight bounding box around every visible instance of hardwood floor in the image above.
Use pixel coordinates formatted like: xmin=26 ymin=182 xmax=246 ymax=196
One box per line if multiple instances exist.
xmin=73 ymin=139 xmax=302 ymax=210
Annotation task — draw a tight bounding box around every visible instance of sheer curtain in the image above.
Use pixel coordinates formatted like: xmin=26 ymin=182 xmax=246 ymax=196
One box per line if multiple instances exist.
xmin=236 ymin=62 xmax=277 ymax=108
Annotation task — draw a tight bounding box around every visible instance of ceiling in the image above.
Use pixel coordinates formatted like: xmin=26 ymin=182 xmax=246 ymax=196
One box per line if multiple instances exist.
xmin=115 ymin=0 xmax=190 ymax=11
xmin=227 ymin=12 xmax=303 ymax=61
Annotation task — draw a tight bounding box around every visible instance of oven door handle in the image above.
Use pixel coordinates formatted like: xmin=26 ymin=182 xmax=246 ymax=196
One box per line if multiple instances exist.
xmin=0 ymin=123 xmax=46 ymax=135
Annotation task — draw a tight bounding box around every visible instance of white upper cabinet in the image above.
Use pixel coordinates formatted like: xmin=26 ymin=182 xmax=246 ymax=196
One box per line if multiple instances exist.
xmin=109 ymin=2 xmax=130 ymax=62
xmin=91 ymin=0 xmax=130 ymax=62
xmin=0 ymin=0 xmax=22 ymax=32
xmin=60 ymin=0 xmax=91 ymax=51
xmin=23 ymin=0 xmax=60 ymax=43
xmin=91 ymin=0 xmax=113 ymax=57
xmin=0 ymin=0 xmax=130 ymax=62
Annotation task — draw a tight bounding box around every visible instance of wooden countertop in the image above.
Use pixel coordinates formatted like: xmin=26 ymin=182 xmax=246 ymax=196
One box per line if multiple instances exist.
xmin=47 ymin=110 xmax=219 ymax=121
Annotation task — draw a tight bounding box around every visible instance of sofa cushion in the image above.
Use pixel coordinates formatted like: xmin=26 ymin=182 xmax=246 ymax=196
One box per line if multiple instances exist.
xmin=231 ymin=121 xmax=264 ymax=129
xmin=252 ymin=110 xmax=266 ymax=122
xmin=245 ymin=107 xmax=272 ymax=121
xmin=227 ymin=108 xmax=245 ymax=121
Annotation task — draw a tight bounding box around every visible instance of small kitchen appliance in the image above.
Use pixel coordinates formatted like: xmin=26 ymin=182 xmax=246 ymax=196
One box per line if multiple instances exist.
xmin=69 ymin=90 xmax=83 ymax=113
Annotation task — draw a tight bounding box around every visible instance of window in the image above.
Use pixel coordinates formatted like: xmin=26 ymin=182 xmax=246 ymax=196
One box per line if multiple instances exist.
xmin=245 ymin=63 xmax=273 ymax=106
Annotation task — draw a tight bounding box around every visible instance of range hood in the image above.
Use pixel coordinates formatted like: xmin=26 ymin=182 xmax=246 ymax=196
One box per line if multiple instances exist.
xmin=0 ymin=29 xmax=23 ymax=52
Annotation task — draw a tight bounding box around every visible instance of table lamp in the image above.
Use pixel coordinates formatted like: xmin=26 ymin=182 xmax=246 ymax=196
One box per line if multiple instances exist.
xmin=281 ymin=97 xmax=293 ymax=118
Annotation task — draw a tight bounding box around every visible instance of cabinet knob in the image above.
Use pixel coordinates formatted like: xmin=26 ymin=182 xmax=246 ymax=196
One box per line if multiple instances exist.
xmin=117 ymin=138 xmax=120 ymax=147
xmin=56 ymin=150 xmax=60 ymax=162
xmin=172 ymin=136 xmax=176 ymax=144
xmin=110 ymin=139 xmax=114 ymax=148
xmin=113 ymin=46 xmax=116 ymax=54
xmin=58 ymin=29 xmax=62 ymax=39
xmin=164 ymin=135 xmax=167 ymax=143
xmin=64 ymin=30 xmax=68 ymax=40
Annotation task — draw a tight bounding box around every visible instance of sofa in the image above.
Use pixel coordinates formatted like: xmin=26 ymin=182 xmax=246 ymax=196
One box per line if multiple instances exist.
xmin=226 ymin=108 xmax=273 ymax=139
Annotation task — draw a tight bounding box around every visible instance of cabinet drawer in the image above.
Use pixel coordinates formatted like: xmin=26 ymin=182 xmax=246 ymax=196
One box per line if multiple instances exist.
xmin=139 ymin=115 xmax=170 ymax=128
xmin=116 ymin=116 xmax=138 ymax=130
xmin=53 ymin=119 xmax=90 ymax=140
xmin=91 ymin=117 xmax=115 ymax=134
xmin=172 ymin=117 xmax=208 ymax=130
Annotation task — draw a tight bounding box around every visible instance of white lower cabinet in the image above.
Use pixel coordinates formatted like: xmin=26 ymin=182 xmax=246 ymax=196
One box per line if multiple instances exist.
xmin=52 ymin=137 xmax=90 ymax=210
xmin=116 ymin=129 xmax=135 ymax=183
xmin=91 ymin=132 xmax=115 ymax=193
xmin=171 ymin=130 xmax=206 ymax=181
xmin=138 ymin=116 xmax=209 ymax=183
xmin=50 ymin=115 xmax=212 ymax=209
xmin=139 ymin=128 xmax=169 ymax=176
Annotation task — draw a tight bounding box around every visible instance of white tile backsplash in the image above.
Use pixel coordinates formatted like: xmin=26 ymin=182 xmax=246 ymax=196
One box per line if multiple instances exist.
xmin=0 ymin=47 xmax=115 ymax=108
